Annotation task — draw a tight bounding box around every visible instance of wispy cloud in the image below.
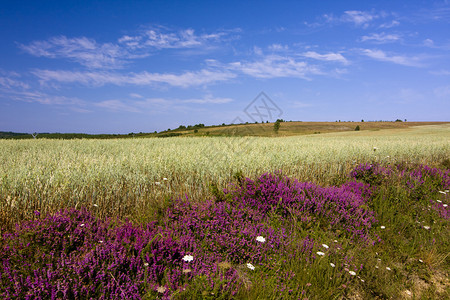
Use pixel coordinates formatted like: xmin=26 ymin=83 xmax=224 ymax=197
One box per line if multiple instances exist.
xmin=310 ymin=10 xmax=400 ymax=30
xmin=268 ymin=44 xmax=289 ymax=52
xmin=429 ymin=69 xmax=450 ymax=75
xmin=129 ymin=93 xmax=144 ymax=98
xmin=361 ymin=32 xmax=401 ymax=43
xmin=423 ymin=38 xmax=434 ymax=47
xmin=414 ymin=4 xmax=450 ymax=22
xmin=0 ymin=71 xmax=83 ymax=107
xmin=342 ymin=11 xmax=379 ymax=27
xmin=0 ymin=70 xmax=31 ymax=90
xmin=19 ymin=36 xmax=129 ymax=69
xmin=290 ymin=101 xmax=312 ymax=109
xmin=19 ymin=27 xmax=239 ymax=70
xmin=33 ymin=51 xmax=337 ymax=86
xmin=319 ymin=10 xmax=383 ymax=28
xmin=379 ymin=20 xmax=400 ymax=29
xmin=1 ymin=86 xmax=87 ymax=107
xmin=118 ymin=27 xmax=231 ymax=50
xmin=96 ymin=94 xmax=233 ymax=113
xmin=228 ymin=55 xmax=322 ymax=79
xmin=32 ymin=68 xmax=236 ymax=88
xmin=301 ymin=51 xmax=349 ymax=64
xmin=96 ymin=99 xmax=140 ymax=112
xmin=182 ymin=95 xmax=233 ymax=104
xmin=361 ymin=49 xmax=423 ymax=67
xmin=0 ymin=76 xmax=30 ymax=90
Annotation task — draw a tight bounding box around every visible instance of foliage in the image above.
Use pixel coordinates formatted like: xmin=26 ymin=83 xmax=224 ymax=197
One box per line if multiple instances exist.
xmin=273 ymin=120 xmax=280 ymax=134
xmin=0 ymin=162 xmax=449 ymax=298
xmin=0 ymin=125 xmax=449 ymax=298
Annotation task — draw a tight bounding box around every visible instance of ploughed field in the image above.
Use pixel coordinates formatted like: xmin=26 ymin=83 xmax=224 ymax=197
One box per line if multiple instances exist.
xmin=0 ymin=123 xmax=449 ymax=299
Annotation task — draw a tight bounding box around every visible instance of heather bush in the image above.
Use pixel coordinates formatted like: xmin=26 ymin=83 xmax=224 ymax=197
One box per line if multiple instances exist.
xmin=349 ymin=163 xmax=392 ymax=185
xmin=1 ymin=165 xmax=449 ymax=299
xmin=227 ymin=173 xmax=378 ymax=243
xmin=351 ymin=163 xmax=450 ymax=219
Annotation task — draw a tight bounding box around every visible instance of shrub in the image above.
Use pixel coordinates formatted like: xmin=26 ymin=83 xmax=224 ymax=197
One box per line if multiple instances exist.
xmin=273 ymin=120 xmax=280 ymax=134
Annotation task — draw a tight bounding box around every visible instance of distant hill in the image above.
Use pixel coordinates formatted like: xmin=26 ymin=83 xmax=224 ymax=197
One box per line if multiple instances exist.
xmin=0 ymin=131 xmax=30 ymax=139
xmin=1 ymin=121 xmax=448 ymax=139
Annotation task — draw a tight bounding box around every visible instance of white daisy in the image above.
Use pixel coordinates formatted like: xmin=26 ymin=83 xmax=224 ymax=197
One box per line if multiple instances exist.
xmin=256 ymin=236 xmax=266 ymax=243
xmin=182 ymin=255 xmax=194 ymax=262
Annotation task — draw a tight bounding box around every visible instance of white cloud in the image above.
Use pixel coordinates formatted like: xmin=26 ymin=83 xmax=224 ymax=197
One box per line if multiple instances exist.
xmin=343 ymin=11 xmax=376 ymax=26
xmin=32 ymin=68 xmax=236 ymax=88
xmin=3 ymin=88 xmax=86 ymax=106
xmin=290 ymin=101 xmax=312 ymax=108
xmin=95 ymin=94 xmax=232 ymax=113
xmin=0 ymin=71 xmax=30 ymax=90
xmin=361 ymin=49 xmax=423 ymax=67
xmin=301 ymin=51 xmax=348 ymax=64
xmin=183 ymin=95 xmax=233 ymax=104
xmin=96 ymin=99 xmax=140 ymax=112
xmin=253 ymin=46 xmax=263 ymax=56
xmin=19 ymin=27 xmax=237 ymax=70
xmin=342 ymin=11 xmax=379 ymax=28
xmin=311 ymin=10 xmax=387 ymax=29
xmin=415 ymin=5 xmax=450 ymax=22
xmin=20 ymin=36 xmax=128 ymax=69
xmin=0 ymin=70 xmax=89 ymax=108
xmin=228 ymin=55 xmax=322 ymax=79
xmin=379 ymin=20 xmax=400 ymax=29
xmin=33 ymin=52 xmax=333 ymax=86
xmin=429 ymin=70 xmax=450 ymax=75
xmin=423 ymin=39 xmax=434 ymax=47
xmin=118 ymin=27 xmax=231 ymax=50
xmin=129 ymin=93 xmax=143 ymax=98
xmin=361 ymin=33 xmax=401 ymax=43
xmin=0 ymin=76 xmax=30 ymax=89
xmin=268 ymin=44 xmax=289 ymax=52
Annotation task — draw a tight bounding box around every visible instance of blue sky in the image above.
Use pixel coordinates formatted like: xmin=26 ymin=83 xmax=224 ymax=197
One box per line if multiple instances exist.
xmin=1 ymin=0 xmax=449 ymax=134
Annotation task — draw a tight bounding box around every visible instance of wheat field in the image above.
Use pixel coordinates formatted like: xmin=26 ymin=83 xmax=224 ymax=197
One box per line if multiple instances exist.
xmin=1 ymin=124 xmax=449 ymax=228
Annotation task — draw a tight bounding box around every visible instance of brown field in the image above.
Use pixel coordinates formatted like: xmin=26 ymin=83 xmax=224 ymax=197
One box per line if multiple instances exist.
xmin=175 ymin=121 xmax=449 ymax=137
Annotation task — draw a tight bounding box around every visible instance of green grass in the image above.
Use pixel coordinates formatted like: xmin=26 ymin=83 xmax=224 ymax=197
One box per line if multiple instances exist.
xmin=0 ymin=123 xmax=449 ymax=298
xmin=0 ymin=123 xmax=448 ymax=229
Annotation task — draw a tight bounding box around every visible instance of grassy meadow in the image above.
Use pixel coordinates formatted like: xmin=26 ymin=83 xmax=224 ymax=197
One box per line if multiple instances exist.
xmin=0 ymin=123 xmax=449 ymax=299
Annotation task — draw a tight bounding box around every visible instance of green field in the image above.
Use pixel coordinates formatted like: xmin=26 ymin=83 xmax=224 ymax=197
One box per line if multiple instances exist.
xmin=1 ymin=123 xmax=449 ymax=227
xmin=0 ymin=123 xmax=449 ymax=299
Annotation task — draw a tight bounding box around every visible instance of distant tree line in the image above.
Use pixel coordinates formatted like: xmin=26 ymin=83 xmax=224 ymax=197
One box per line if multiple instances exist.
xmin=176 ymin=123 xmax=205 ymax=130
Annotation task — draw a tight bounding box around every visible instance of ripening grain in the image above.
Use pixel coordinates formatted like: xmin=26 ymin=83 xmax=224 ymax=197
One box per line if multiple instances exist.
xmin=0 ymin=124 xmax=449 ymax=227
